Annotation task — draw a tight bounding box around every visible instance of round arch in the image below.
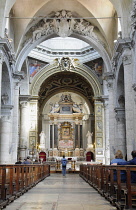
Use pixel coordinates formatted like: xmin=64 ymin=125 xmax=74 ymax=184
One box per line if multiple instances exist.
xmin=15 ymin=33 xmax=112 ymax=74
xmin=40 ymin=89 xmax=93 ymax=114
xmin=30 ymin=63 xmax=103 ymax=98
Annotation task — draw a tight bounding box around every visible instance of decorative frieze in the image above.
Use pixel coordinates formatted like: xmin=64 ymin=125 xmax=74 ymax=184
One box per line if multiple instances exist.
xmin=122 ymin=54 xmax=132 ymax=65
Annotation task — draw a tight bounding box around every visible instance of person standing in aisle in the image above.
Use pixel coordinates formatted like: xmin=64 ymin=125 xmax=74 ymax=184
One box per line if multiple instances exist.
xmin=61 ymin=155 xmax=67 ymax=177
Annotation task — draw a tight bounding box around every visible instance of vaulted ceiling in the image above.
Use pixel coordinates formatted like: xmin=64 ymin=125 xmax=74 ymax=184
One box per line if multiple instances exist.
xmin=38 ymin=72 xmax=94 ymax=107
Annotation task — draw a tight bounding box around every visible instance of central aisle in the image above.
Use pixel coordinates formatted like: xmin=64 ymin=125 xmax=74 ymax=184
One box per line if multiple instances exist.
xmin=5 ymin=174 xmax=116 ymax=210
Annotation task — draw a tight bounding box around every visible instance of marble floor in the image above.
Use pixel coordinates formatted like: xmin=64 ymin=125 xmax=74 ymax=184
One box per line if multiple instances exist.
xmin=4 ymin=173 xmax=117 ymax=210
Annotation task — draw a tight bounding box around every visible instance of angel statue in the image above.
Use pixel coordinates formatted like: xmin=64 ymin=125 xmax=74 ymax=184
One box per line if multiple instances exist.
xmin=50 ymin=102 xmax=60 ymax=113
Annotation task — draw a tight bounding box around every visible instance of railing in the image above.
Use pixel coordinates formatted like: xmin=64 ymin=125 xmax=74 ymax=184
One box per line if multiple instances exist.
xmin=80 ymin=164 xmax=136 ymax=209
xmin=0 ymin=164 xmax=50 ymax=208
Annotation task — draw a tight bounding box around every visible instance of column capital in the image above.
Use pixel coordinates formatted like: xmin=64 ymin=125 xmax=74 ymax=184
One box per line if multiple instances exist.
xmin=20 ymin=101 xmax=28 ymax=108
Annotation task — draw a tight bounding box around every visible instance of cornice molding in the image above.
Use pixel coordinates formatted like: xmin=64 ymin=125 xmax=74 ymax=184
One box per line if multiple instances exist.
xmin=114 ymin=38 xmax=133 ymax=54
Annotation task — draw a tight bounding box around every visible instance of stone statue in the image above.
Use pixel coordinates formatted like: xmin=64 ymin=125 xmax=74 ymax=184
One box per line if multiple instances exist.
xmin=50 ymin=102 xmax=60 ymax=113
xmin=39 ymin=131 xmax=46 ymax=146
xmin=73 ymin=103 xmax=81 ymax=113
xmin=86 ymin=131 xmax=93 ymax=145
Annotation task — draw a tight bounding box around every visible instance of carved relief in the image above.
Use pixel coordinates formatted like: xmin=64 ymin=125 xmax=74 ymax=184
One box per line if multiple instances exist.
xmin=122 ymin=55 xmax=132 ymax=65
xmin=96 ymin=137 xmax=103 ymax=147
xmin=96 ymin=106 xmax=102 ymax=115
xmin=1 ymin=93 xmax=9 ymax=105
xmin=24 ymin=10 xmax=98 ymax=45
xmin=95 ymin=103 xmax=103 ymax=150
xmin=130 ymin=0 xmax=136 ymax=37
xmin=96 ymin=121 xmax=102 ymax=131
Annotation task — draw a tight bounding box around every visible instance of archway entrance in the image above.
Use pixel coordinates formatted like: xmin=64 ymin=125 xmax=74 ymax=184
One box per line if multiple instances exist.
xmin=17 ymin=10 xmax=106 ymax=164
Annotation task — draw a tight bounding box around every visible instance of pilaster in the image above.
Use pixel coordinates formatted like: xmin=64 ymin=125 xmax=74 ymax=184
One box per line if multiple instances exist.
xmin=12 ymin=82 xmax=20 ymax=163
xmin=102 ymin=72 xmax=116 ymax=160
xmin=29 ymin=99 xmax=38 ymax=156
xmin=94 ymin=98 xmax=105 ymax=163
xmin=19 ymin=96 xmax=30 ymax=159
xmin=116 ymin=38 xmax=134 ymax=160
xmin=0 ymin=51 xmax=3 ymax=117
xmin=114 ymin=107 xmax=126 ymax=158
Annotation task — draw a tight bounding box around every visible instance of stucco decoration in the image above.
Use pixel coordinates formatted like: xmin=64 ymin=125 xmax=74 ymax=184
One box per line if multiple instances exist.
xmin=130 ymin=0 xmax=136 ymax=38
xmin=24 ymin=10 xmax=98 ymax=45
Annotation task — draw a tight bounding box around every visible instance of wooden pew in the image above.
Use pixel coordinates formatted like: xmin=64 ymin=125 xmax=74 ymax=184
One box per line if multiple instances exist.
xmin=0 ymin=164 xmax=50 ymax=209
xmin=79 ymin=164 xmax=136 ymax=210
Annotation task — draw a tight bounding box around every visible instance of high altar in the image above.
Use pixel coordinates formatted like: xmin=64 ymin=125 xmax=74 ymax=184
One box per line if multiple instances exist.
xmin=48 ymin=94 xmax=84 ymax=158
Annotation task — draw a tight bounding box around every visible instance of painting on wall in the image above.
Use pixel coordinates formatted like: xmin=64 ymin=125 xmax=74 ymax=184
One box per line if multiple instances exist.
xmin=62 ymin=127 xmax=70 ymax=139
xmin=59 ymin=121 xmax=73 ymax=141
xmin=29 ymin=62 xmax=41 ymax=77
xmin=28 ymin=57 xmax=48 ymax=78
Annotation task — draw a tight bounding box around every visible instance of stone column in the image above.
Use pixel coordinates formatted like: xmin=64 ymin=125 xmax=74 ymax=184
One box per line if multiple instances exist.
xmin=115 ymin=108 xmax=126 ymax=158
xmin=115 ymin=39 xmax=134 ymax=160
xmin=0 ymin=51 xmax=3 ymax=117
xmin=0 ymin=115 xmax=12 ymax=163
xmin=12 ymin=83 xmax=20 ymax=163
xmin=103 ymin=73 xmax=116 ymax=160
xmin=103 ymin=97 xmax=110 ymax=164
xmin=19 ymin=101 xmax=29 ymax=159
xmin=122 ymin=48 xmax=134 ymax=159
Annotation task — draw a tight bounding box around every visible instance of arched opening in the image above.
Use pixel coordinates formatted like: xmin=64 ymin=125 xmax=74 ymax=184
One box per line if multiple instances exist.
xmin=15 ymin=9 xmax=111 ymax=164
